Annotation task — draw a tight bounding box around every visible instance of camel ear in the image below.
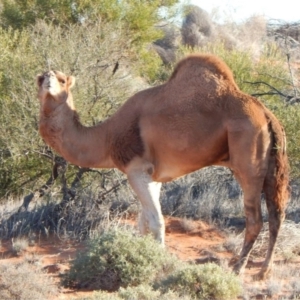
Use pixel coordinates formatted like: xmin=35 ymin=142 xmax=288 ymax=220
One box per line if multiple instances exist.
xmin=67 ymin=76 xmax=75 ymax=89
xmin=37 ymin=74 xmax=44 ymax=87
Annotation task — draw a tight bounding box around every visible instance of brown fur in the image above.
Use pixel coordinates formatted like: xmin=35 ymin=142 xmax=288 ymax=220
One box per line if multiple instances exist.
xmin=169 ymin=54 xmax=239 ymax=90
xmin=110 ymin=118 xmax=145 ymax=167
xmin=264 ymin=111 xmax=289 ymax=211
xmin=37 ymin=54 xmax=289 ymax=279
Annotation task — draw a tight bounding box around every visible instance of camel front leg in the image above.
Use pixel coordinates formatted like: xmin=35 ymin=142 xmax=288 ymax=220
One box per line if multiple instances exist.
xmin=127 ymin=168 xmax=164 ymax=244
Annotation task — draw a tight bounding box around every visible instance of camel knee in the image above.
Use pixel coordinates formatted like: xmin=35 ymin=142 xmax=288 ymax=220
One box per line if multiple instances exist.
xmin=245 ymin=220 xmax=263 ymax=240
xmin=244 ymin=202 xmax=263 ymax=234
xmin=241 ymin=220 xmax=263 ymax=257
xmin=268 ymin=205 xmax=285 ymax=228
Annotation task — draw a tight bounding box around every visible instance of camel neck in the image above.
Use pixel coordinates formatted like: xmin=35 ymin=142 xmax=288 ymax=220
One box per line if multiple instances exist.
xmin=39 ymin=102 xmax=114 ymax=169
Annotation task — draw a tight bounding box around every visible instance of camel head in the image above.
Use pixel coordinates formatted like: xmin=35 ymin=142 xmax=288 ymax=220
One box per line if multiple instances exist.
xmin=37 ymin=70 xmax=75 ymax=109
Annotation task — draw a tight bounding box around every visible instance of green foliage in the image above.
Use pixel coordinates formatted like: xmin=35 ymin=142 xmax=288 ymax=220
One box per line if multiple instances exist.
xmin=76 ymin=0 xmax=180 ymax=53
xmin=274 ymin=103 xmax=300 ymax=178
xmin=62 ymin=228 xmax=241 ymax=299
xmin=0 ymin=0 xmax=179 ymax=49
xmin=63 ymin=229 xmax=241 ymax=300
xmin=118 ymin=284 xmax=161 ymax=300
xmin=0 ymin=20 xmax=137 ymax=197
xmin=0 ymin=1 xmax=180 ymax=197
xmin=79 ymin=290 xmax=123 ymax=300
xmin=118 ymin=284 xmax=189 ymax=300
xmin=0 ymin=27 xmax=48 ymax=196
xmin=0 ymin=0 xmax=75 ymax=29
xmin=62 ymin=228 xmax=178 ymax=290
xmin=159 ymin=263 xmax=242 ymax=300
xmin=136 ymin=47 xmax=171 ymax=84
xmin=75 ymin=286 xmax=191 ymax=300
xmin=0 ymin=16 xmax=153 ymax=198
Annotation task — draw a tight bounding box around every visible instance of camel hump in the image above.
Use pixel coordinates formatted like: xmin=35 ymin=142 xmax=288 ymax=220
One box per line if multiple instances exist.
xmin=169 ymin=54 xmax=239 ymax=89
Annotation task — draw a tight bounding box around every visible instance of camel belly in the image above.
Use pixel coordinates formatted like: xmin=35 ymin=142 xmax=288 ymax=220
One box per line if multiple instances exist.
xmin=140 ymin=113 xmax=229 ymax=181
xmin=150 ymin=142 xmax=229 ymax=182
xmin=152 ymin=163 xmax=202 ymax=182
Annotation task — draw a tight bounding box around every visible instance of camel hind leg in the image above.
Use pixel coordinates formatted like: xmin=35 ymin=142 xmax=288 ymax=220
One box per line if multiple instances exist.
xmin=259 ymin=155 xmax=286 ymax=279
xmin=227 ymin=125 xmax=269 ymax=275
xmin=232 ymin=173 xmax=264 ymax=275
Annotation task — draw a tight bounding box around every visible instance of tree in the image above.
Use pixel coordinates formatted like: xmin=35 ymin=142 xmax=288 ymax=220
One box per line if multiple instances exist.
xmin=0 ymin=21 xmax=135 ymax=198
xmin=0 ymin=0 xmax=180 ymax=200
xmin=0 ymin=0 xmax=179 ymax=51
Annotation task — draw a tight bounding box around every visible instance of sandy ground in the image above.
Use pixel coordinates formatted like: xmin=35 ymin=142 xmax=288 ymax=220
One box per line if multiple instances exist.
xmin=0 ymin=216 xmax=299 ymax=299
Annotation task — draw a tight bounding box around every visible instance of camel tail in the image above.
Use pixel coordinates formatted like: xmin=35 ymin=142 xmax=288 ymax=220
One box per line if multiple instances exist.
xmin=259 ymin=111 xmax=290 ymax=277
xmin=264 ymin=112 xmax=290 ymax=215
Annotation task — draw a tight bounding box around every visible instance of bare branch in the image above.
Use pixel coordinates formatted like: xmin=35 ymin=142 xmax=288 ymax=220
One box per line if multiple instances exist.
xmin=96 ymin=179 xmax=128 ymax=204
xmin=18 ymin=158 xmax=65 ymax=212
xmin=245 ymin=80 xmax=289 ymax=98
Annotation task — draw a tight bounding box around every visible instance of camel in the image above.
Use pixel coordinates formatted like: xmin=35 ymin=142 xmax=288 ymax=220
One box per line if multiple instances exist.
xmin=37 ymin=54 xmax=289 ymax=279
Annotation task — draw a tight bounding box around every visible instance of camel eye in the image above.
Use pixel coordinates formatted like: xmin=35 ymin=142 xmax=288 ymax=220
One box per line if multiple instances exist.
xmin=60 ymin=79 xmax=66 ymax=84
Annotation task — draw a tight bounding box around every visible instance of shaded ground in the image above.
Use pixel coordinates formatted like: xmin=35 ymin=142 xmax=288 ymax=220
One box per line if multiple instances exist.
xmin=0 ymin=216 xmax=299 ymax=299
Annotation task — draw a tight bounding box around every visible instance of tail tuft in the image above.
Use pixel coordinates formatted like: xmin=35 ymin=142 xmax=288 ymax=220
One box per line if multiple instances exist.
xmin=265 ymin=113 xmax=290 ymax=213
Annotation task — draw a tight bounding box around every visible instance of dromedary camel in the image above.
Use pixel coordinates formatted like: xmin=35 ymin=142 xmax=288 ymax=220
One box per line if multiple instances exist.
xmin=37 ymin=54 xmax=289 ymax=279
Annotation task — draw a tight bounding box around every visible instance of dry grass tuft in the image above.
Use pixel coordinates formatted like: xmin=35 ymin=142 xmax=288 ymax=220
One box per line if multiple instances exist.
xmin=11 ymin=237 xmax=29 ymax=256
xmin=0 ymin=260 xmax=58 ymax=299
xmin=180 ymin=217 xmax=198 ymax=233
xmin=266 ymin=279 xmax=283 ymax=297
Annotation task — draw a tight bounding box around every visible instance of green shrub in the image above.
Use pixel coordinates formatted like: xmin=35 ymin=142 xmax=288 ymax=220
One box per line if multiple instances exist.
xmin=78 ymin=290 xmax=122 ymax=300
xmin=85 ymin=284 xmax=191 ymax=300
xmin=0 ymin=20 xmax=134 ymax=198
xmin=118 ymin=284 xmax=161 ymax=300
xmin=62 ymin=228 xmax=178 ymax=291
xmin=159 ymin=263 xmax=242 ymax=300
xmin=118 ymin=284 xmax=191 ymax=300
xmin=137 ymin=48 xmax=166 ymax=84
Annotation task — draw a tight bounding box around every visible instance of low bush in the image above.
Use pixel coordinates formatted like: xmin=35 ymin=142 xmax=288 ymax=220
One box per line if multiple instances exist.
xmin=62 ymin=227 xmax=242 ymax=299
xmin=118 ymin=284 xmax=161 ymax=300
xmin=158 ymin=263 xmax=242 ymax=300
xmin=79 ymin=285 xmax=190 ymax=300
xmin=62 ymin=228 xmax=178 ymax=291
xmin=118 ymin=284 xmax=190 ymax=300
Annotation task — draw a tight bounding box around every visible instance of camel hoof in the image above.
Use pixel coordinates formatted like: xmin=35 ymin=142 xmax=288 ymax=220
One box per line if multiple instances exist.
xmin=232 ymin=259 xmax=246 ymax=275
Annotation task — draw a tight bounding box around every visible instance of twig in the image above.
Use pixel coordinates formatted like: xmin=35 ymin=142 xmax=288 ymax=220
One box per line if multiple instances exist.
xmin=245 ymin=81 xmax=288 ymax=97
xmin=96 ymin=179 xmax=128 ymax=204
xmin=18 ymin=158 xmax=64 ymax=212
xmin=246 ymin=80 xmax=300 ymax=103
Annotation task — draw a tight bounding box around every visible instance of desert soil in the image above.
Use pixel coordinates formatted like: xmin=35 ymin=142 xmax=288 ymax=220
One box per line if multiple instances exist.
xmin=0 ymin=216 xmax=298 ymax=299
